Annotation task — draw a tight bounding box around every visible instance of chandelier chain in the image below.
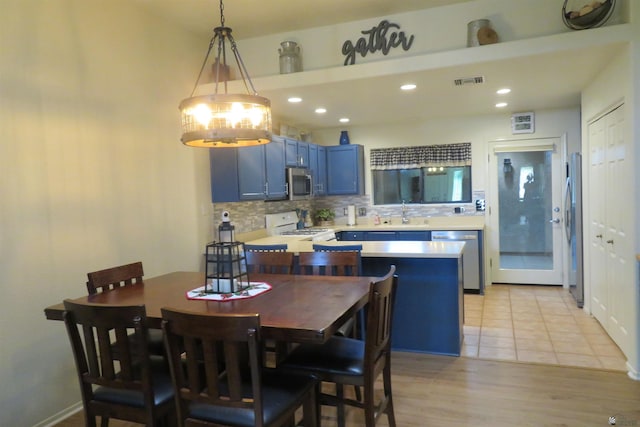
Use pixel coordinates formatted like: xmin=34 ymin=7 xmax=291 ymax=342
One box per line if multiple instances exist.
xmin=220 ymin=0 xmax=225 ymax=28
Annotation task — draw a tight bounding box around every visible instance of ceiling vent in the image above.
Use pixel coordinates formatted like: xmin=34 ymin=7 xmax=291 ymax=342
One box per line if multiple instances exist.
xmin=454 ymin=76 xmax=485 ymax=86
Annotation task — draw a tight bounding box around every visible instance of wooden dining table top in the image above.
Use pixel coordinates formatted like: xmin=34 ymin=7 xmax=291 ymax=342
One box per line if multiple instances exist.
xmin=44 ymin=271 xmax=373 ymax=344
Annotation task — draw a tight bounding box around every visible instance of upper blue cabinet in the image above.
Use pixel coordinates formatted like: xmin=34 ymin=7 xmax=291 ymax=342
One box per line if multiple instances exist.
xmin=210 ymin=138 xmax=287 ymax=202
xmin=285 ymin=138 xmax=309 ymax=168
xmin=327 ymin=144 xmax=365 ymax=195
xmin=308 ymin=144 xmax=327 ymax=196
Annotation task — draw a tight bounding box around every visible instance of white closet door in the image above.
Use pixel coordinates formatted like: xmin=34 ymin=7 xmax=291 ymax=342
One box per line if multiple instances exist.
xmin=588 ymin=103 xmax=632 ymax=354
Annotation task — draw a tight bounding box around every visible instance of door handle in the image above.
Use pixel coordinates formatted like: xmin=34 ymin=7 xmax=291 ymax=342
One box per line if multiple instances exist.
xmin=606 ymin=239 xmax=614 ymax=244
xmin=596 ymin=234 xmax=603 ymax=239
xmin=549 ymin=218 xmax=560 ymax=224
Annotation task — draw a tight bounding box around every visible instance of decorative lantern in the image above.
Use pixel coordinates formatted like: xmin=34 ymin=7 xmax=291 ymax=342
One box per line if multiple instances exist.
xmin=204 ymin=242 xmax=249 ymax=294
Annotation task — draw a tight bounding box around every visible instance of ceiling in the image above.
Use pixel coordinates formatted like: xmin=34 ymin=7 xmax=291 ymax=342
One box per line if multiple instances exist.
xmin=138 ymin=0 xmax=622 ymax=131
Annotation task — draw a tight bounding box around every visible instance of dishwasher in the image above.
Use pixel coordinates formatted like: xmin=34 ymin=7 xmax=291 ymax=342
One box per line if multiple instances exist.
xmin=431 ymin=230 xmax=481 ymax=293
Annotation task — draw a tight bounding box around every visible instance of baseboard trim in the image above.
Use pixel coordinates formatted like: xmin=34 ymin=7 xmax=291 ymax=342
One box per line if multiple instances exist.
xmin=34 ymin=402 xmax=83 ymax=427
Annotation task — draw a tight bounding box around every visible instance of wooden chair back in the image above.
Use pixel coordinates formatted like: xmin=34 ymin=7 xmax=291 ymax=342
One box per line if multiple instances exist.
xmin=244 ymin=243 xmax=288 ymax=252
xmin=298 ymin=251 xmax=359 ymax=276
xmin=62 ymin=299 xmax=174 ymax=426
xmin=86 ymin=261 xmax=144 ymax=295
xmin=364 ymin=266 xmax=398 ymax=377
xmin=312 ymin=244 xmax=363 ymax=276
xmin=162 ymin=308 xmax=317 ymax=427
xmin=246 ymin=251 xmax=294 ymax=274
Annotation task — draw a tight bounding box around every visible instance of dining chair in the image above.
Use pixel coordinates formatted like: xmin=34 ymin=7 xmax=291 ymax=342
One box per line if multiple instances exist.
xmin=161 ymin=308 xmax=318 ymax=427
xmin=86 ymin=261 xmax=144 ymax=294
xmin=62 ymin=300 xmax=175 ymax=427
xmin=298 ymin=251 xmax=360 ymax=276
xmin=280 ymin=265 xmax=398 ymax=427
xmin=312 ymin=243 xmax=363 ymax=273
xmin=298 ymin=251 xmax=361 ymax=339
xmin=246 ymin=251 xmax=294 ymax=274
xmin=86 ymin=261 xmax=165 ymax=357
xmin=312 ymin=243 xmax=365 ymax=337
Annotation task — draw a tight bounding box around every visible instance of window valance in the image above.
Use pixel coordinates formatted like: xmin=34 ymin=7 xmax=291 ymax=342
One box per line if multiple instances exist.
xmin=370 ymin=142 xmax=471 ymax=170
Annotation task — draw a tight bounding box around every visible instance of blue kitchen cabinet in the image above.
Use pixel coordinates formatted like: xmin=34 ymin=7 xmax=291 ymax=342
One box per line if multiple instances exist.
xmin=317 ymin=145 xmax=327 ymax=196
xmin=209 ymin=148 xmax=240 ymax=202
xmin=210 ymin=139 xmax=287 ymax=202
xmin=238 ymin=145 xmax=266 ymax=200
xmin=285 ymin=139 xmax=298 ymax=166
xmin=365 ymin=231 xmax=397 ymax=241
xmin=327 ymin=144 xmax=365 ymax=195
xmin=395 ymin=230 xmax=431 ymax=240
xmin=297 ymin=142 xmax=309 ymax=168
xmin=264 ymin=138 xmax=287 ymax=200
xmin=337 ymin=231 xmax=366 ymax=241
xmin=285 ymin=138 xmax=310 ymax=168
xmin=308 ymin=143 xmax=327 ymax=197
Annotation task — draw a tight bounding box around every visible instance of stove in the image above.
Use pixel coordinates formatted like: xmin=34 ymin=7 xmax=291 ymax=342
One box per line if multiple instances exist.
xmin=265 ymin=211 xmax=336 ymax=242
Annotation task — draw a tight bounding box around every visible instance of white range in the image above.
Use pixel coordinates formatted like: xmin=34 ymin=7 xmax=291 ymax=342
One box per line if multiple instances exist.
xmin=265 ymin=211 xmax=336 ymax=242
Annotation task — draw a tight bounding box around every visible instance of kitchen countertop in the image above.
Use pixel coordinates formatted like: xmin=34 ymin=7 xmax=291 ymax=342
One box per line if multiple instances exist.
xmin=337 ymin=215 xmax=484 ymax=231
xmin=332 ymin=215 xmax=484 ymax=231
xmin=244 ymin=237 xmax=465 ymax=259
xmin=238 ymin=215 xmax=482 ymax=258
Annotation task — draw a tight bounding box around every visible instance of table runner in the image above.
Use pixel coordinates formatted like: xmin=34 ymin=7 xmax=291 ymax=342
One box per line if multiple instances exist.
xmin=186 ymin=282 xmax=272 ymax=301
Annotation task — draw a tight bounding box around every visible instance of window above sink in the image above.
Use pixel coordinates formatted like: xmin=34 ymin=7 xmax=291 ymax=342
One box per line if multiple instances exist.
xmin=370 ymin=143 xmax=472 ymax=205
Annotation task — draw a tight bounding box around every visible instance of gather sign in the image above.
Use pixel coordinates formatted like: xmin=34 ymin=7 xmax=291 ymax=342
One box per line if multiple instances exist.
xmin=342 ymin=20 xmax=415 ymax=66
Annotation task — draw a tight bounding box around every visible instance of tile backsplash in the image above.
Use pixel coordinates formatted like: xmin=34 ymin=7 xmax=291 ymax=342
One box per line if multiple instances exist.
xmin=211 ymin=190 xmax=485 ymax=236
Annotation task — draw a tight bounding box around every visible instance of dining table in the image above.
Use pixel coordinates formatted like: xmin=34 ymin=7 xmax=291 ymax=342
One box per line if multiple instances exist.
xmin=44 ymin=271 xmax=373 ymax=345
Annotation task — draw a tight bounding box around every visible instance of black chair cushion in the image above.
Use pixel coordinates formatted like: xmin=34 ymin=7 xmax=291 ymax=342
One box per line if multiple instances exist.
xmin=187 ymin=370 xmax=315 ymax=427
xmin=146 ymin=329 xmax=166 ymax=355
xmin=281 ymin=336 xmax=364 ymax=378
xmin=93 ymin=356 xmax=174 ymax=408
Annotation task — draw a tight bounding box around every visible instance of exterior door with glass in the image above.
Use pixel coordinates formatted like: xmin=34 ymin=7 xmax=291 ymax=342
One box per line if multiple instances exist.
xmin=488 ymin=138 xmax=564 ymax=285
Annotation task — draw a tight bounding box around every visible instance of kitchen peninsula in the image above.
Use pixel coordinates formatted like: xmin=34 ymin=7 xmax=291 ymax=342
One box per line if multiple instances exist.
xmin=244 ymin=228 xmax=468 ymax=356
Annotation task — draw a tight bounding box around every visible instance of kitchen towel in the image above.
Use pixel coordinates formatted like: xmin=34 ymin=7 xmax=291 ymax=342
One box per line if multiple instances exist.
xmin=347 ymin=205 xmax=356 ymax=226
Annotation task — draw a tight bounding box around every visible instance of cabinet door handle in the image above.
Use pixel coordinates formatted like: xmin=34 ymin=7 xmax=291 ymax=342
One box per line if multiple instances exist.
xmin=606 ymin=239 xmax=614 ymax=244
xmin=596 ymin=234 xmax=603 ymax=239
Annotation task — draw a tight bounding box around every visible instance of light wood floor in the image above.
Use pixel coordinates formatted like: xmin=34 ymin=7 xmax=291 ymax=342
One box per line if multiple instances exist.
xmin=55 ymin=351 xmax=640 ymax=427
xmin=54 ymin=285 xmax=636 ymax=427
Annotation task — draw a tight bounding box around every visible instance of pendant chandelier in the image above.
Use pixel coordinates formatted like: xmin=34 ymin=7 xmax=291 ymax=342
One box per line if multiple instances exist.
xmin=179 ymin=0 xmax=272 ymax=147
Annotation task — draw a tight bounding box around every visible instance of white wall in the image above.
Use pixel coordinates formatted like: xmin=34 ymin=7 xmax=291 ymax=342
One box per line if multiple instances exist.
xmin=312 ymin=108 xmax=581 ymax=199
xmin=237 ymin=0 xmax=628 ymax=77
xmin=0 ymin=1 xmax=206 ymax=425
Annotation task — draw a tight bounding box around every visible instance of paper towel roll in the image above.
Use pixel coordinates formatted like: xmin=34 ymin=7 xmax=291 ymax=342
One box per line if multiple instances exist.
xmin=347 ymin=205 xmax=356 ymax=226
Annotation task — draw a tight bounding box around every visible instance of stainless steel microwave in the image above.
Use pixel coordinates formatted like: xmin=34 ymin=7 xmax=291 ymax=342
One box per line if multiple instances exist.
xmin=287 ymin=167 xmax=312 ymax=200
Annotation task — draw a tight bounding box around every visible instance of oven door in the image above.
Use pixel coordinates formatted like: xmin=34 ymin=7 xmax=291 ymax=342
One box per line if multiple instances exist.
xmin=288 ymin=169 xmax=312 ymax=200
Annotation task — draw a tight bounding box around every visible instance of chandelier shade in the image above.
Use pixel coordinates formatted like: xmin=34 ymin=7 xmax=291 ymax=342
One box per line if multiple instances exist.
xmin=179 ymin=1 xmax=272 ymax=147
xmin=180 ymin=94 xmax=271 ymax=147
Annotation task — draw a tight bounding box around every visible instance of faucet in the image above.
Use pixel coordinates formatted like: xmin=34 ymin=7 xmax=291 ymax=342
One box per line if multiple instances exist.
xmin=401 ymin=200 xmax=409 ymax=224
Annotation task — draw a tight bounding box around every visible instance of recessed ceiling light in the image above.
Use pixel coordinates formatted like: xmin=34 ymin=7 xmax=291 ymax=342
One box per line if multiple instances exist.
xmin=400 ymin=83 xmax=417 ymax=91
xmin=496 ymin=88 xmax=511 ymax=95
xmin=339 ymin=118 xmax=350 ymax=123
xmin=315 ymin=107 xmax=327 ymax=114
xmin=495 ymin=102 xmax=508 ymax=108
xmin=288 ymin=97 xmax=302 ymax=103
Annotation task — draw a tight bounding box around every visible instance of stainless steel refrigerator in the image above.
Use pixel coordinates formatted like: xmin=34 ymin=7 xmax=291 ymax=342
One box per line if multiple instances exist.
xmin=564 ymin=152 xmax=583 ymax=307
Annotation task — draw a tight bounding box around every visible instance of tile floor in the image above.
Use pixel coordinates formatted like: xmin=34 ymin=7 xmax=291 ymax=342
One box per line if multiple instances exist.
xmin=462 ymin=284 xmax=628 ymax=371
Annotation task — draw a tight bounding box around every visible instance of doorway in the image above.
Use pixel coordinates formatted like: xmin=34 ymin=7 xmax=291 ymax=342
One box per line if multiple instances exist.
xmin=488 ymin=138 xmax=564 ymax=285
